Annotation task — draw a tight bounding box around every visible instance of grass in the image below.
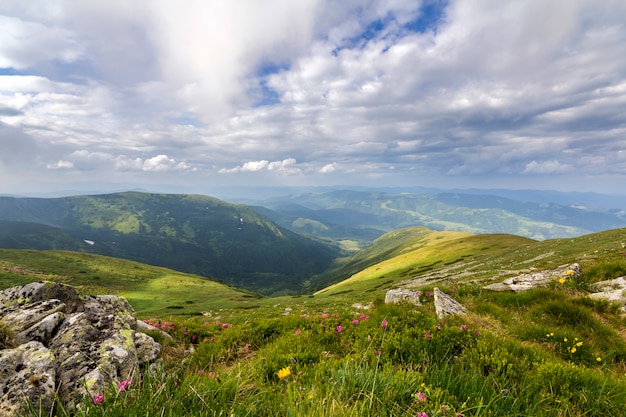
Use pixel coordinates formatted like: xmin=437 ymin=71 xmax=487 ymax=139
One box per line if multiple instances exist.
xmin=2 ymin=227 xmax=626 ymax=416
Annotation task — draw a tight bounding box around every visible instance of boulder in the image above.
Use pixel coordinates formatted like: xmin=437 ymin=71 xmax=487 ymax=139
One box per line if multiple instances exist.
xmin=0 ymin=281 xmax=162 ymax=415
xmin=385 ymin=289 xmax=422 ymax=305
xmin=484 ymin=263 xmax=581 ymax=292
xmin=433 ymin=288 xmax=467 ymax=319
xmin=589 ymin=277 xmax=626 ymax=312
xmin=0 ymin=341 xmax=56 ymax=417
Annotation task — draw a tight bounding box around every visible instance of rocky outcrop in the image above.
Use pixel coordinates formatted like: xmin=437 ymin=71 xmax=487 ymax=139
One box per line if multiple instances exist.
xmin=385 ymin=289 xmax=422 ymax=305
xmin=484 ymin=263 xmax=581 ymax=292
xmin=433 ymin=288 xmax=467 ymax=319
xmin=589 ymin=277 xmax=626 ymax=312
xmin=0 ymin=281 xmax=162 ymax=416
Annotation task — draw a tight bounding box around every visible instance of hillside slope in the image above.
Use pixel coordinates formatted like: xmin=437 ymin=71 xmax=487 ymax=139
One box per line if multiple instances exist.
xmin=0 ymin=192 xmax=339 ymax=295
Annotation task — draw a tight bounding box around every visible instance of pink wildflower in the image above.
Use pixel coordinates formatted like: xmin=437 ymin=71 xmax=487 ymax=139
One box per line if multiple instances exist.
xmin=295 ymin=328 xmax=302 ymax=335
xmin=417 ymin=412 xmax=428 ymax=417
xmin=415 ymin=392 xmax=426 ymax=402
xmin=381 ymin=320 xmax=388 ymax=328
xmin=117 ymin=380 xmax=131 ymax=392
xmin=198 ymin=370 xmax=205 ymax=376
xmin=460 ymin=324 xmax=468 ymax=331
xmin=373 ymin=349 xmax=380 ymax=356
xmin=93 ymin=392 xmax=104 ymax=404
xmin=423 ymin=333 xmax=432 ymax=339
xmin=336 ymin=325 xmax=343 ymax=333
xmin=352 ymin=319 xmax=359 ymax=325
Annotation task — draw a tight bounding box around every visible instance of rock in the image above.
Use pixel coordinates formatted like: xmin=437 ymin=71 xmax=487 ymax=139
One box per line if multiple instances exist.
xmin=0 ymin=341 xmax=56 ymax=417
xmin=385 ymin=289 xmax=422 ymax=305
xmin=0 ymin=281 xmax=83 ymax=312
xmin=589 ymin=277 xmax=626 ymax=312
xmin=433 ymin=288 xmax=467 ymax=320
xmin=484 ymin=263 xmax=581 ymax=292
xmin=0 ymin=281 xmax=162 ymax=415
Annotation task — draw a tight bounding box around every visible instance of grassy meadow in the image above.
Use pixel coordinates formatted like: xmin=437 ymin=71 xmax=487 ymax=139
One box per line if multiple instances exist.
xmin=1 ymin=227 xmax=626 ymax=416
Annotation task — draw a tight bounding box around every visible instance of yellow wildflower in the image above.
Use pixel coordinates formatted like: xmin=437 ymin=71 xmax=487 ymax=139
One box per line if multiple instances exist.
xmin=277 ymin=367 xmax=291 ymax=379
xmin=596 ymin=357 xmax=602 ymax=362
xmin=558 ymin=278 xmax=566 ymax=284
xmin=566 ymin=270 xmax=575 ymax=275
xmin=576 ymin=341 xmax=583 ymax=347
xmin=564 ymin=338 xmax=568 ymax=342
xmin=570 ymin=347 xmax=577 ymax=353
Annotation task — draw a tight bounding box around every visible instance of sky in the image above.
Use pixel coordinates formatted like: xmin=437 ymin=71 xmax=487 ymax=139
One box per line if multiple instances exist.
xmin=1 ymin=0 xmax=626 ymax=197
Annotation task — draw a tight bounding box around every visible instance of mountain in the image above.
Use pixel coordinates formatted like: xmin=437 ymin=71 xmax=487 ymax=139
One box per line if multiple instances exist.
xmin=250 ymin=189 xmax=626 ymax=245
xmin=0 ymin=192 xmax=339 ymax=295
xmin=0 ymin=248 xmax=259 ymax=317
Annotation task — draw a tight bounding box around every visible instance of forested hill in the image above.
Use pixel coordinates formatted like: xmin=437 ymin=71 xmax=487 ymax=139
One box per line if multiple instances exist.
xmin=0 ymin=192 xmax=339 ymax=295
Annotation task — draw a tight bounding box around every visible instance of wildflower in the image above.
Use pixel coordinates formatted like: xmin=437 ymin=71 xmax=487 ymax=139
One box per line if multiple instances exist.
xmin=576 ymin=341 xmax=583 ymax=347
xmin=381 ymin=320 xmax=388 ymax=328
xmin=459 ymin=324 xmax=468 ymax=331
xmin=336 ymin=325 xmax=343 ymax=333
xmin=566 ymin=269 xmax=575 ymax=275
xmin=245 ymin=343 xmax=252 ymax=349
xmin=352 ymin=319 xmax=359 ymax=325
xmin=208 ymin=371 xmax=218 ymax=378
xmin=117 ymin=380 xmax=131 ymax=392
xmin=558 ymin=278 xmax=566 ymax=284
xmin=564 ymin=338 xmax=568 ymax=342
xmin=277 ymin=367 xmax=291 ymax=379
xmin=93 ymin=392 xmax=104 ymax=404
xmin=373 ymin=349 xmax=380 ymax=356
xmin=198 ymin=370 xmax=205 ymax=376
xmin=417 ymin=412 xmax=428 ymax=417
xmin=570 ymin=347 xmax=577 ymax=353
xmin=596 ymin=357 xmax=602 ymax=362
xmin=423 ymin=333 xmax=432 ymax=339
xmin=435 ymin=325 xmax=441 ymax=331
xmin=295 ymin=328 xmax=301 ymax=335
xmin=414 ymin=392 xmax=426 ymax=402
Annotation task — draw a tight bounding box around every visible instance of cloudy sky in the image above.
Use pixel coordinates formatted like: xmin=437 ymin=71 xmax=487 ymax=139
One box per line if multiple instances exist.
xmin=1 ymin=0 xmax=625 ymax=196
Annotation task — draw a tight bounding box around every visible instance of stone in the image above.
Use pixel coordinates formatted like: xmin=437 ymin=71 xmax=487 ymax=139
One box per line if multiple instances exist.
xmin=385 ymin=289 xmax=422 ymax=305
xmin=0 ymin=341 xmax=56 ymax=417
xmin=484 ymin=263 xmax=581 ymax=292
xmin=433 ymin=288 xmax=467 ymax=319
xmin=589 ymin=276 xmax=626 ymax=312
xmin=0 ymin=281 xmax=163 ymax=416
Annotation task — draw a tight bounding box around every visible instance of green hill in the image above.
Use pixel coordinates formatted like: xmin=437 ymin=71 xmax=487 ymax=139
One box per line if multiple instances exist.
xmin=0 ymin=192 xmax=339 ymax=295
xmin=2 ymin=228 xmax=626 ymax=416
xmin=0 ymin=249 xmax=261 ymax=317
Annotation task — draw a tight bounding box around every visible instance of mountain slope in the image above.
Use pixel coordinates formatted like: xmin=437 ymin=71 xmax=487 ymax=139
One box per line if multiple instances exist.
xmin=0 ymin=249 xmax=261 ymax=317
xmin=0 ymin=192 xmax=339 ymax=295
xmin=315 ymin=226 xmax=626 ymax=300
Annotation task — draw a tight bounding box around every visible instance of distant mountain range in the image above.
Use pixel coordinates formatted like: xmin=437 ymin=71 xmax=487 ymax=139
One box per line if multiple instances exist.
xmin=1 ymin=189 xmax=625 ymax=295
xmin=247 ymin=189 xmax=626 ymax=245
xmin=0 ymin=192 xmax=338 ymax=295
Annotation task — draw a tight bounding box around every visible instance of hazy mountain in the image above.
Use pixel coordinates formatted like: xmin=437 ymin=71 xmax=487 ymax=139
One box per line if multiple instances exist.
xmin=249 ymin=190 xmax=626 ymax=245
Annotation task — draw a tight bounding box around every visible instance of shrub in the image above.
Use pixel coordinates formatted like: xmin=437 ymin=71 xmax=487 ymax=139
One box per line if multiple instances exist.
xmin=0 ymin=321 xmax=15 ymax=349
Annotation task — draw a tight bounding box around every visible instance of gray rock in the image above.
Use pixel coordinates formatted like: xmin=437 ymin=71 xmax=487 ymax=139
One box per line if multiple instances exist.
xmin=433 ymin=288 xmax=467 ymax=319
xmin=0 ymin=341 xmax=56 ymax=417
xmin=484 ymin=263 xmax=581 ymax=292
xmin=0 ymin=281 xmax=163 ymax=415
xmin=385 ymin=289 xmax=422 ymax=305
xmin=589 ymin=276 xmax=626 ymax=312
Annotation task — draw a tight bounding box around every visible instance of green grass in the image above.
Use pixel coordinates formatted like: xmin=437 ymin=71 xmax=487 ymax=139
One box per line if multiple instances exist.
xmin=3 ymin=227 xmax=626 ymax=416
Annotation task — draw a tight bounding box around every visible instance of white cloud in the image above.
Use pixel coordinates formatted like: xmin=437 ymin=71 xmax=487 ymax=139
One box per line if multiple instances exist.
xmin=47 ymin=160 xmax=73 ymax=169
xmin=523 ymin=160 xmax=571 ymax=174
xmin=1 ymin=0 xmax=626 ymax=193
